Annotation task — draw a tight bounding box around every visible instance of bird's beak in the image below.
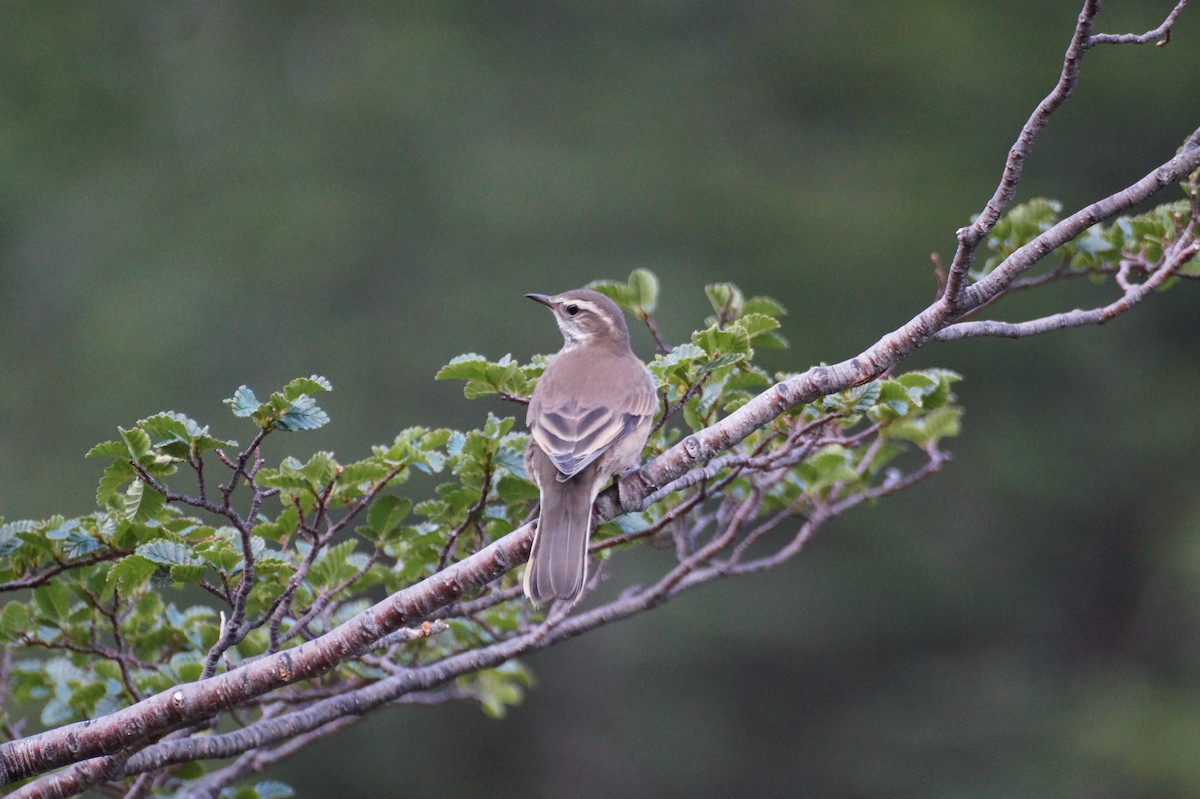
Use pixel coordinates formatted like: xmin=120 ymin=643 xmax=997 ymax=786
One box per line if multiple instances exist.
xmin=525 ymin=293 xmax=553 ymax=307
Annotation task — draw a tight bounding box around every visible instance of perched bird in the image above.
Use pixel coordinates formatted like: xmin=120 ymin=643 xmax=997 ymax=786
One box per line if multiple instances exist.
xmin=523 ymin=289 xmax=657 ymax=604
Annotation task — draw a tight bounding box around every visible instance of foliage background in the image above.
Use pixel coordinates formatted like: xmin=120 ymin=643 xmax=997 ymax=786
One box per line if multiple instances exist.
xmin=2 ymin=2 xmax=1200 ymax=797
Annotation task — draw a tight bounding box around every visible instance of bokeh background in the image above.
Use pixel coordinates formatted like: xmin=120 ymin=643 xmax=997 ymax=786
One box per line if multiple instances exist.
xmin=4 ymin=2 xmax=1200 ymax=797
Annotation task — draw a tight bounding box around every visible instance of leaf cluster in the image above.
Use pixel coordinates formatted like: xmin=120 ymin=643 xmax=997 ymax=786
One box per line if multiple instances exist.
xmin=976 ymin=197 xmax=1199 ymax=279
xmin=0 ymin=272 xmax=962 ymax=796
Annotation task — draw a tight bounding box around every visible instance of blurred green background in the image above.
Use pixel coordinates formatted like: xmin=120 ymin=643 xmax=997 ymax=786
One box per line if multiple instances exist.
xmin=4 ymin=2 xmax=1200 ymax=797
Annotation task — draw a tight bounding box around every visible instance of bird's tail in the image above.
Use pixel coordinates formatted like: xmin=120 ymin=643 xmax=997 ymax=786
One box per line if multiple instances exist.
xmin=524 ymin=477 xmax=593 ymax=604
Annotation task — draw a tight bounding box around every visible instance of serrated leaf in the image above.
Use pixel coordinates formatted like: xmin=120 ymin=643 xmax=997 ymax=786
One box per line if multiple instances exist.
xmin=705 ymin=282 xmax=744 ymax=320
xmin=45 ymin=519 xmax=82 ymax=541
xmin=86 ymin=440 xmax=128 ymax=459
xmin=137 ymin=540 xmax=203 ymax=568
xmin=68 ymin=682 xmax=107 ymax=714
xmin=845 ymin=381 xmax=883 ymax=415
xmin=734 ymin=313 xmax=781 ymax=340
xmin=119 ymin=427 xmax=153 ymax=462
xmin=310 ymin=540 xmax=358 ymax=587
xmin=0 ymin=601 xmax=31 ymax=641
xmin=225 ymin=385 xmax=260 ymax=418
xmin=96 ymin=459 xmax=136 ymax=508
xmin=276 ymin=395 xmax=329 ymax=432
xmin=742 ymin=296 xmax=788 ymax=317
xmin=657 ymin=342 xmax=705 ymax=366
xmin=494 ymin=444 xmax=527 ymax=478
xmin=889 ymin=406 xmax=963 ymax=446
xmin=253 ymin=507 xmax=299 ymax=543
xmin=63 ymin=531 xmax=104 ymax=558
xmin=138 ymin=412 xmax=191 ymax=444
xmin=255 ymin=468 xmax=313 ymax=493
xmin=435 ymin=354 xmax=492 ymax=382
xmin=298 ymin=451 xmax=338 ymax=486
xmin=462 ymin=380 xmax=500 ymax=399
xmin=195 ymin=539 xmax=241 ymax=573
xmin=169 ymin=563 xmax=207 ymax=583
xmin=338 ymin=460 xmax=392 ymax=486
xmin=139 ymin=411 xmax=238 ymax=454
xmin=33 ymin=581 xmax=73 ymax=623
xmin=496 ymin=474 xmax=539 ymax=502
xmin=366 ymin=495 xmax=411 ymax=538
xmin=801 ymin=445 xmax=860 ymax=493
xmin=281 ymin=375 xmax=332 ymax=401
xmin=123 ymin=480 xmax=166 ymax=523
xmin=0 ymin=520 xmax=31 ymax=556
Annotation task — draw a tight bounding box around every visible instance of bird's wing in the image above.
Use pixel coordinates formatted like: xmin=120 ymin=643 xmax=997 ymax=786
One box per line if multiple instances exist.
xmin=530 ymin=399 xmax=639 ymax=479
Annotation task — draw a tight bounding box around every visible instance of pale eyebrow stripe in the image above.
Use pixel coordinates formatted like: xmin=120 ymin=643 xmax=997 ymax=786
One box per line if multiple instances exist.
xmin=562 ymin=299 xmax=605 ymax=316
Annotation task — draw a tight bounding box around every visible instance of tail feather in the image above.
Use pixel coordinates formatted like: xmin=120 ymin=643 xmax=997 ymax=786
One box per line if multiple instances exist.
xmin=525 ymin=478 xmax=593 ymax=604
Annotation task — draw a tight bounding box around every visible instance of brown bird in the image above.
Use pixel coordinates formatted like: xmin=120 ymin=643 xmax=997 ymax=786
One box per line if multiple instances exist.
xmin=523 ymin=289 xmax=657 ymax=604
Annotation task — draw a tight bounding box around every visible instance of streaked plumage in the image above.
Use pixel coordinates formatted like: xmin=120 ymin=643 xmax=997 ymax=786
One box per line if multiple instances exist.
xmin=523 ymin=289 xmax=656 ymax=604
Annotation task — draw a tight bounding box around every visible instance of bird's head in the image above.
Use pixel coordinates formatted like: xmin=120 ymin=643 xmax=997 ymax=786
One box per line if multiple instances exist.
xmin=526 ymin=289 xmax=631 ymax=349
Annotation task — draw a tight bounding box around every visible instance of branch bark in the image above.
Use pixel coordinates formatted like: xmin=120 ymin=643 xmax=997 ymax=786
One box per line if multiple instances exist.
xmin=2 ymin=1 xmax=1198 ymax=794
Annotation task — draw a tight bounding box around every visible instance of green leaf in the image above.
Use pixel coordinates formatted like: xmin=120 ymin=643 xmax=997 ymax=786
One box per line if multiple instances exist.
xmin=139 ymin=411 xmax=237 ymax=455
xmin=337 ymin=459 xmax=392 ymax=487
xmin=692 ymin=324 xmax=752 ymax=367
xmin=253 ymin=507 xmax=299 ymax=543
xmin=435 ymin=354 xmax=491 ymax=382
xmin=310 ymin=540 xmax=359 ymax=587
xmin=281 ymin=375 xmax=332 ymax=401
xmin=195 ymin=538 xmax=242 ymax=573
xmin=587 ymin=279 xmax=636 ymax=310
xmin=980 ymin=197 xmax=1063 ymax=274
xmin=108 ymin=555 xmax=159 ymax=593
xmin=63 ymin=531 xmax=104 ymax=558
xmin=733 ymin=313 xmax=781 ymax=341
xmin=496 ymin=474 xmax=539 ymax=503
xmin=742 ymin=296 xmax=788 ymax=317
xmin=464 ymin=662 xmax=533 ymax=719
xmin=627 ymin=268 xmax=659 ymax=313
xmin=225 ymin=385 xmax=261 ymax=417
xmin=139 ymin=412 xmax=191 ymax=445
xmin=868 ymin=381 xmax=911 ymax=420
xmin=297 ymin=451 xmax=338 ymax=486
xmin=276 ymin=394 xmax=330 ymax=431
xmin=0 ymin=601 xmax=31 ymax=641
xmin=68 ymin=682 xmax=107 ymax=715
xmin=801 ymin=445 xmax=860 ymax=493
xmin=366 ymin=495 xmax=412 ymax=539
xmin=123 ymin=480 xmax=166 ymax=523
xmin=45 ymin=519 xmax=82 ymax=541
xmin=33 ymin=581 xmax=73 ymax=623
xmin=705 ymin=282 xmax=745 ymax=321
xmin=85 ymin=440 xmax=128 ymax=459
xmin=0 ymin=520 xmax=35 ymax=556
xmin=889 ymin=406 xmax=963 ymax=446
xmin=137 ymin=540 xmax=204 ymax=568
xmin=96 ymin=460 xmax=136 ymax=508
xmin=119 ymin=427 xmax=153 ymax=463
xmin=169 ymin=563 xmax=207 ymax=583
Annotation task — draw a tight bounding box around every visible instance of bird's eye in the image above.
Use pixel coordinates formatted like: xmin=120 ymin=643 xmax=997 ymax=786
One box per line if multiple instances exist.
xmin=565 ymin=304 xmax=580 ymax=316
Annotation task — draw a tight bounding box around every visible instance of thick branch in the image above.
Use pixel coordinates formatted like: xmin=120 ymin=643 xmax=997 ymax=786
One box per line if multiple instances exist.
xmin=3 ymin=2 xmax=1199 ymax=792
xmin=0 ymin=530 xmax=532 ymax=785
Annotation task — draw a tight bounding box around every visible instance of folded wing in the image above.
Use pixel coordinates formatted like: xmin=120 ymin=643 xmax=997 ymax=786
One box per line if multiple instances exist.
xmin=531 ymin=399 xmax=643 ymax=480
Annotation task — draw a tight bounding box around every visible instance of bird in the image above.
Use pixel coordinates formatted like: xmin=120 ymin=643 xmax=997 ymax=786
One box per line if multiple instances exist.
xmin=523 ymin=289 xmax=657 ymax=604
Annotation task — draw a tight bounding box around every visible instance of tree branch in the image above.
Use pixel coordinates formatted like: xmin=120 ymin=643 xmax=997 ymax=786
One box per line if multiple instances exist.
xmin=2 ymin=2 xmax=1198 ymax=794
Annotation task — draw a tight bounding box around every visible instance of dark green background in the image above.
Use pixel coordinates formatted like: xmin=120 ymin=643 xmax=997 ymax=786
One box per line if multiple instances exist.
xmin=3 ymin=2 xmax=1200 ymax=797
